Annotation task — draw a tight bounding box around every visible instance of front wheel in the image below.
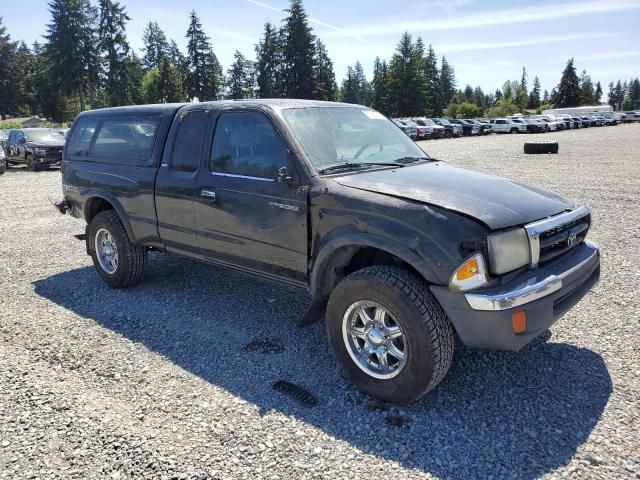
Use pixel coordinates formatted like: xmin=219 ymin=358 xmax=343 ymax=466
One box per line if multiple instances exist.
xmin=326 ymin=266 xmax=454 ymax=403
xmin=26 ymin=155 xmax=37 ymax=171
xmin=88 ymin=210 xmax=146 ymax=288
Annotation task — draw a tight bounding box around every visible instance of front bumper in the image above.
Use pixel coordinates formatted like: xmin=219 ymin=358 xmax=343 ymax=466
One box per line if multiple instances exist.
xmin=431 ymin=241 xmax=600 ymax=351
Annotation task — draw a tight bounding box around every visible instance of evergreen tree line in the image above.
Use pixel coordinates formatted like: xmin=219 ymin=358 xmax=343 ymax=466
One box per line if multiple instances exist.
xmin=0 ymin=0 xmax=638 ymax=123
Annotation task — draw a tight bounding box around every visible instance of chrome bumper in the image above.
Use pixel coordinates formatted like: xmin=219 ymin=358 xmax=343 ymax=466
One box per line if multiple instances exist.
xmin=465 ymin=240 xmax=600 ymax=311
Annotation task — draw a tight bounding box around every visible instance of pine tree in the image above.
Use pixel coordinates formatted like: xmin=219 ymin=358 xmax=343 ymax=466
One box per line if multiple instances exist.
xmin=141 ymin=21 xmax=169 ymax=70
xmin=186 ymin=11 xmax=223 ymax=101
xmin=520 ymin=67 xmax=527 ymax=94
xmin=423 ymin=44 xmax=442 ymax=116
xmin=594 ymin=81 xmax=603 ymax=104
xmin=45 ymin=0 xmax=99 ymax=112
xmin=98 ymin=0 xmax=131 ymax=106
xmin=124 ymin=51 xmax=144 ymax=104
xmin=281 ymin=0 xmax=316 ymax=98
xmin=554 ymin=58 xmax=581 ymax=107
xmin=157 ymin=56 xmax=185 ymax=102
xmin=528 ymin=76 xmax=541 ymax=109
xmin=579 ymin=70 xmax=595 ymax=105
xmin=472 ymin=86 xmax=484 ymax=108
xmin=463 ymin=84 xmax=473 ymax=101
xmin=313 ymin=39 xmax=337 ymax=101
xmin=439 ymin=56 xmax=456 ymax=109
xmin=226 ymin=50 xmax=255 ymax=99
xmin=542 ymin=89 xmax=549 ymax=104
xmin=168 ymin=40 xmax=188 ymax=88
xmin=0 ymin=18 xmax=18 ymax=118
xmin=340 ymin=63 xmax=369 ymax=105
xmin=629 ymin=78 xmax=640 ymax=108
xmin=387 ymin=32 xmax=425 ymax=117
xmin=370 ymin=57 xmax=389 ymax=114
xmin=12 ymin=42 xmax=40 ymax=116
xmin=255 ymin=22 xmax=281 ymax=98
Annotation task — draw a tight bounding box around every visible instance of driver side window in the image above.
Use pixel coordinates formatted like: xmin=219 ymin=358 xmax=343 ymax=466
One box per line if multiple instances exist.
xmin=209 ymin=111 xmax=287 ymax=179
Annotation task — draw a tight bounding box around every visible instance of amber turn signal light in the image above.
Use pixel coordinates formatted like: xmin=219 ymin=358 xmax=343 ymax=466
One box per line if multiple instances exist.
xmin=512 ymin=310 xmax=527 ymax=334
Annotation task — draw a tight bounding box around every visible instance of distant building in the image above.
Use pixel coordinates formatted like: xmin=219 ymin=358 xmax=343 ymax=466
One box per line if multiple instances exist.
xmin=542 ymin=105 xmax=613 ymax=116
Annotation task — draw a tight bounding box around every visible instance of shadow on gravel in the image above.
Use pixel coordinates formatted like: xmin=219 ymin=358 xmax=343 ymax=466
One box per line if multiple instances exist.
xmin=33 ymin=255 xmax=612 ymax=479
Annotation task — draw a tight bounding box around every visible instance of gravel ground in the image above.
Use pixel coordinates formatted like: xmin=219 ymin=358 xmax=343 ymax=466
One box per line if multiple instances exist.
xmin=1 ymin=124 xmax=639 ymax=479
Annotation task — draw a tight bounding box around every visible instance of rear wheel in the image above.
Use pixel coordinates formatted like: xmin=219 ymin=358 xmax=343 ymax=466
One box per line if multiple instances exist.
xmin=88 ymin=210 xmax=146 ymax=288
xmin=444 ymin=130 xmax=452 ymax=139
xmin=326 ymin=266 xmax=454 ymax=403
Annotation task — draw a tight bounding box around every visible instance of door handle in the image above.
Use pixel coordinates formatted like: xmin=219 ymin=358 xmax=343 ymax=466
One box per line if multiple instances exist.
xmin=200 ymin=190 xmax=216 ymax=201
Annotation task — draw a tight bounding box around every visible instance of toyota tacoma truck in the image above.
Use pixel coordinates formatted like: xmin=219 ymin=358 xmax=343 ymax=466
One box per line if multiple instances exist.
xmin=58 ymin=100 xmax=600 ymax=403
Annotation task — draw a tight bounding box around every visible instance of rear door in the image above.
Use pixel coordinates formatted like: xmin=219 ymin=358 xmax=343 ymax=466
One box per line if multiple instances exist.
xmin=194 ymin=108 xmax=308 ymax=285
xmin=155 ymin=109 xmax=209 ymax=258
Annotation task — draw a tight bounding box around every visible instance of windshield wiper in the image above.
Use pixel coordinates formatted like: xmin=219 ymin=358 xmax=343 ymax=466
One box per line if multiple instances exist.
xmin=318 ymin=162 xmax=403 ymax=175
xmin=392 ymin=156 xmax=435 ymax=164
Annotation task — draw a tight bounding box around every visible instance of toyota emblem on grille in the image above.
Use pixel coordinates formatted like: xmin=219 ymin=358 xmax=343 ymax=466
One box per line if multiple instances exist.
xmin=567 ymin=232 xmax=578 ymax=248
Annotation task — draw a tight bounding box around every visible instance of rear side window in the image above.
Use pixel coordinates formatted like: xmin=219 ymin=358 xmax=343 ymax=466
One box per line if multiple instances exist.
xmin=171 ymin=110 xmax=207 ymax=172
xmin=210 ymin=111 xmax=287 ymax=179
xmin=92 ymin=115 xmax=160 ymax=163
xmin=67 ymin=117 xmax=99 ymax=156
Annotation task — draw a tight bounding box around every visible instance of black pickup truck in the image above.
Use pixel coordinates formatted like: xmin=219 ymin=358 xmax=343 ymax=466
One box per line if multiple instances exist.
xmin=59 ymin=100 xmax=600 ymax=403
xmin=5 ymin=128 xmax=66 ymax=171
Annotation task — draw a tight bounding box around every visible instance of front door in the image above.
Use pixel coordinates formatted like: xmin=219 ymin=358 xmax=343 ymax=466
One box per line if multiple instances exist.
xmin=195 ymin=109 xmax=308 ymax=284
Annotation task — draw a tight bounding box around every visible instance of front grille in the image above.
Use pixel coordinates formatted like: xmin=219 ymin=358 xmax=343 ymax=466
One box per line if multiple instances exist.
xmin=524 ymin=205 xmax=591 ymax=269
xmin=538 ymin=214 xmax=590 ymax=264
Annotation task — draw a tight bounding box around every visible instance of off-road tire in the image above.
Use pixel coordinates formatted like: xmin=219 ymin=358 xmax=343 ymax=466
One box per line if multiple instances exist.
xmin=26 ymin=155 xmax=37 ymax=171
xmin=326 ymin=266 xmax=454 ymax=403
xmin=524 ymin=141 xmax=559 ymax=154
xmin=88 ymin=210 xmax=146 ymax=288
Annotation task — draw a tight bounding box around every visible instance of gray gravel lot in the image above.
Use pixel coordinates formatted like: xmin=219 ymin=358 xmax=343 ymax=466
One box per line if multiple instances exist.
xmin=1 ymin=125 xmax=639 ymax=479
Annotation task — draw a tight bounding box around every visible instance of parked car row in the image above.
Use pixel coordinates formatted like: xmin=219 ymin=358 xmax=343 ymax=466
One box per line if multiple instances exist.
xmin=0 ymin=128 xmax=67 ymax=171
xmin=392 ymin=110 xmax=635 ymax=140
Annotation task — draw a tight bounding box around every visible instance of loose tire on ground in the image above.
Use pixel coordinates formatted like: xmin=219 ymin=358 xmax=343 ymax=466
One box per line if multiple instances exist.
xmin=325 ymin=265 xmax=454 ymax=403
xmin=524 ymin=141 xmax=559 ymax=154
xmin=88 ymin=210 xmax=146 ymax=288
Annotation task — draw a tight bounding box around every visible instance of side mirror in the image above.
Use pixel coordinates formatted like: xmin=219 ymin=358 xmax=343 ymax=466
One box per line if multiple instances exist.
xmin=276 ymin=166 xmax=293 ymax=184
xmin=18 ymin=137 xmax=26 ymax=144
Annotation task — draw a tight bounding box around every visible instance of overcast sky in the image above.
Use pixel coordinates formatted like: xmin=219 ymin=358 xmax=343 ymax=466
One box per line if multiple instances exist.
xmin=3 ymin=0 xmax=640 ymax=94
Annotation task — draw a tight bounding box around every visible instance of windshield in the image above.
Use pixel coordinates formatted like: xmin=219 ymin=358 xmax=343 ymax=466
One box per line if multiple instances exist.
xmin=421 ymin=118 xmax=437 ymax=126
xmin=281 ymin=107 xmax=429 ymax=173
xmin=25 ymin=130 xmax=63 ymax=143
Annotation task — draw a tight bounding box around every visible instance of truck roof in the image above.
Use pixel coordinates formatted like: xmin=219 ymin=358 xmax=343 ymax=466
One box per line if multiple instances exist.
xmin=76 ymin=99 xmax=362 ymax=118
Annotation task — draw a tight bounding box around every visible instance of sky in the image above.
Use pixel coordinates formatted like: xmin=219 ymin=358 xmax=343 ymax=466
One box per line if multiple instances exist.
xmin=2 ymin=0 xmax=640 ymax=94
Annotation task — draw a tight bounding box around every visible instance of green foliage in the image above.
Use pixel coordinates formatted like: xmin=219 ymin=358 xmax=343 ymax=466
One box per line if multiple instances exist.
xmin=140 ymin=67 xmax=160 ymax=103
xmin=387 ymin=32 xmax=426 ymax=117
xmin=141 ymin=21 xmax=168 ymax=69
xmin=536 ymin=103 xmax=553 ymax=114
xmin=608 ymin=80 xmax=624 ymax=110
xmin=621 ymin=95 xmax=633 ymax=111
xmin=0 ymin=120 xmax=22 ymax=129
xmin=439 ymin=56 xmax=456 ymax=109
xmin=313 ymin=39 xmax=337 ymax=101
xmin=528 ymin=76 xmax=541 ymax=109
xmin=45 ymin=0 xmax=99 ymax=111
xmin=281 ymin=0 xmax=316 ymax=98
xmin=485 ymin=98 xmax=518 ymax=118
xmin=255 ymin=22 xmax=282 ymax=98
xmin=579 ymin=70 xmax=595 ymax=105
xmin=445 ymin=103 xmax=458 ymax=119
xmin=98 ymin=0 xmax=132 ymax=106
xmin=423 ymin=44 xmax=442 ymax=116
xmin=370 ymin=57 xmax=389 ymax=114
xmin=226 ymin=50 xmax=255 ymax=99
xmin=457 ymin=101 xmax=479 ymax=118
xmin=554 ymin=58 xmax=581 ymax=107
xmin=340 ymin=61 xmax=369 ymax=105
xmin=186 ymin=11 xmax=223 ymax=101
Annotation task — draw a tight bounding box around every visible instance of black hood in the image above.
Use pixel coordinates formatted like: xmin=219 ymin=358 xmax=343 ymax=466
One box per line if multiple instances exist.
xmin=28 ymin=140 xmax=65 ymax=147
xmin=332 ymin=162 xmax=573 ymax=230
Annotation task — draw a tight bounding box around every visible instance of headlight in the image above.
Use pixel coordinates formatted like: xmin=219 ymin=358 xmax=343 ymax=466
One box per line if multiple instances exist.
xmin=35 ymin=148 xmax=47 ymax=156
xmin=487 ymin=228 xmax=530 ymax=274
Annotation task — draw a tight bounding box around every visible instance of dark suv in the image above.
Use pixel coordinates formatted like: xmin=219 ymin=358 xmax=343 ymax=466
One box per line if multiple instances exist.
xmin=58 ymin=100 xmax=600 ymax=403
xmin=5 ymin=128 xmax=65 ymax=171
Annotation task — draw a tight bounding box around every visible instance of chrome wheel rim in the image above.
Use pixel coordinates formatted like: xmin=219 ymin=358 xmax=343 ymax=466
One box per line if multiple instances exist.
xmin=95 ymin=228 xmax=118 ymax=274
xmin=342 ymin=300 xmax=407 ymax=379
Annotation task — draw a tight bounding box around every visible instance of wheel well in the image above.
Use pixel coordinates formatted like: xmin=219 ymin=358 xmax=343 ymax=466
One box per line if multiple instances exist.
xmin=318 ymin=246 xmax=424 ymax=298
xmin=85 ymin=197 xmax=115 ymax=225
